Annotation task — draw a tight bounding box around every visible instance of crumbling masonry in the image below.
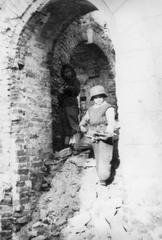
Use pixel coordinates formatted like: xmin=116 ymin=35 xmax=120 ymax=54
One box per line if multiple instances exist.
xmin=0 ymin=0 xmax=116 ymax=238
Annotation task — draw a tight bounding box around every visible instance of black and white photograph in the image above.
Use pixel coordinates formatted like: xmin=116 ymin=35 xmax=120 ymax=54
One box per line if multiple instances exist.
xmin=0 ymin=0 xmax=162 ymax=239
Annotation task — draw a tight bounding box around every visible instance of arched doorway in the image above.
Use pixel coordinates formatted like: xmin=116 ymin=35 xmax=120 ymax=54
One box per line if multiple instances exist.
xmin=51 ymin=16 xmax=118 ymax=152
xmin=0 ymin=0 xmax=119 ymax=237
xmin=70 ymin=42 xmax=116 ymax=115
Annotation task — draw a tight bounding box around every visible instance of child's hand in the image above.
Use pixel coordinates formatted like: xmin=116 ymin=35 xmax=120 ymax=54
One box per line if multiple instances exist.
xmin=105 ymin=126 xmax=114 ymax=137
xmin=80 ymin=125 xmax=87 ymax=133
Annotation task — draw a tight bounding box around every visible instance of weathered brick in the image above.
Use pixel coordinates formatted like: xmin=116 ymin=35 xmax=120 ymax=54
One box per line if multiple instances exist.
xmin=18 ymin=169 xmax=29 ymax=175
xmin=1 ymin=196 xmax=12 ymax=206
xmin=17 ymin=150 xmax=26 ymax=156
xmin=18 ymin=162 xmax=29 ymax=170
xmin=1 ymin=217 xmax=13 ymax=230
xmin=16 ymin=214 xmax=31 ymax=225
xmin=20 ymin=197 xmax=30 ymax=205
xmin=31 ymin=161 xmax=43 ymax=168
xmin=0 ymin=2 xmax=117 ymax=238
xmin=0 ymin=230 xmax=12 ymax=240
xmin=16 ymin=181 xmax=25 ymax=187
xmin=18 ymin=156 xmax=28 ymax=163
xmin=19 ymin=174 xmax=28 ymax=181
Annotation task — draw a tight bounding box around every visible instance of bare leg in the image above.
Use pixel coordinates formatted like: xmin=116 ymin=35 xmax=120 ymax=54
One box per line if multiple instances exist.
xmin=93 ymin=141 xmax=113 ymax=185
xmin=72 ymin=133 xmax=80 ymax=148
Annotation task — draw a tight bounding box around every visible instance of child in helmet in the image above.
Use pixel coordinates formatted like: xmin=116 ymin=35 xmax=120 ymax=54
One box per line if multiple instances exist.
xmin=79 ymin=85 xmax=116 ymax=186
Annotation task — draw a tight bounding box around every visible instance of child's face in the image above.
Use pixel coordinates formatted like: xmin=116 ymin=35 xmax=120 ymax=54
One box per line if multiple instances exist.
xmin=93 ymin=95 xmax=104 ymax=105
xmin=63 ymin=67 xmax=73 ymax=80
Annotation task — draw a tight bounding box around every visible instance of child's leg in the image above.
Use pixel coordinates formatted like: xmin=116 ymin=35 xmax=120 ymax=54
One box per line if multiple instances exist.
xmin=93 ymin=141 xmax=113 ymax=185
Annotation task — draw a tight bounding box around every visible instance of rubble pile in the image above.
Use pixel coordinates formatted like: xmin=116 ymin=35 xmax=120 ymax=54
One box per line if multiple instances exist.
xmin=17 ymin=151 xmax=90 ymax=240
xmin=16 ymin=149 xmax=127 ymax=240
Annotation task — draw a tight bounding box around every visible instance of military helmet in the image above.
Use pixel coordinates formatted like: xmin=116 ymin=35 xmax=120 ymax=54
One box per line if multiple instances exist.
xmin=90 ymin=85 xmax=107 ymax=100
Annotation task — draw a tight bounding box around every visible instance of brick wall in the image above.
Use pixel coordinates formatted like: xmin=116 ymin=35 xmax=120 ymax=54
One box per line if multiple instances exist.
xmin=51 ymin=18 xmax=117 ymax=149
xmin=0 ymin=1 xmax=116 ymax=238
xmin=1 ymin=0 xmax=162 ymax=239
xmin=70 ymin=42 xmax=116 ymax=106
xmin=0 ymin=8 xmax=54 ymax=238
xmin=0 ymin=2 xmax=55 ymax=238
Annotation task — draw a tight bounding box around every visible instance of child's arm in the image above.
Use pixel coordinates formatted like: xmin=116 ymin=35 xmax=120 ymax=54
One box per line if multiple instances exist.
xmin=105 ymin=107 xmax=115 ymax=136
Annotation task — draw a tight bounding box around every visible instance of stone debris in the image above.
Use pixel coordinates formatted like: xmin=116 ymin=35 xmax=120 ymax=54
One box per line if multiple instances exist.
xmin=31 ymin=235 xmax=46 ymax=240
xmin=16 ymin=152 xmax=159 ymax=240
xmin=54 ymin=147 xmax=72 ymax=160
xmin=84 ymin=158 xmax=96 ymax=168
xmin=68 ymin=212 xmax=91 ymax=228
xmin=17 ymin=153 xmax=86 ymax=239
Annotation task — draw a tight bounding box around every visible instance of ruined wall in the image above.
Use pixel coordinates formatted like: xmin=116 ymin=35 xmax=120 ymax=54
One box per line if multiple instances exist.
xmin=15 ymin=24 xmax=53 ymax=192
xmin=0 ymin=0 xmax=115 ymax=237
xmin=51 ymin=18 xmax=116 ymax=148
xmin=70 ymin=42 xmax=116 ymax=107
xmin=0 ymin=10 xmax=54 ymax=240
xmin=0 ymin=0 xmax=161 ymax=239
xmin=50 ymin=19 xmax=119 ymax=202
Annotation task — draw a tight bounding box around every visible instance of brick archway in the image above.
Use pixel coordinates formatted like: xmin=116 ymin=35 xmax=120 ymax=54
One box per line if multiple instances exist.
xmin=0 ymin=1 xmax=100 ymax=237
xmin=0 ymin=1 xmax=118 ymax=238
xmin=50 ymin=16 xmax=117 ymax=151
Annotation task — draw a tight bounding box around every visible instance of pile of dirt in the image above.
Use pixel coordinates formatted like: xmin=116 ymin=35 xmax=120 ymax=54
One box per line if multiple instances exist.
xmin=17 ymin=152 xmax=90 ymax=240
